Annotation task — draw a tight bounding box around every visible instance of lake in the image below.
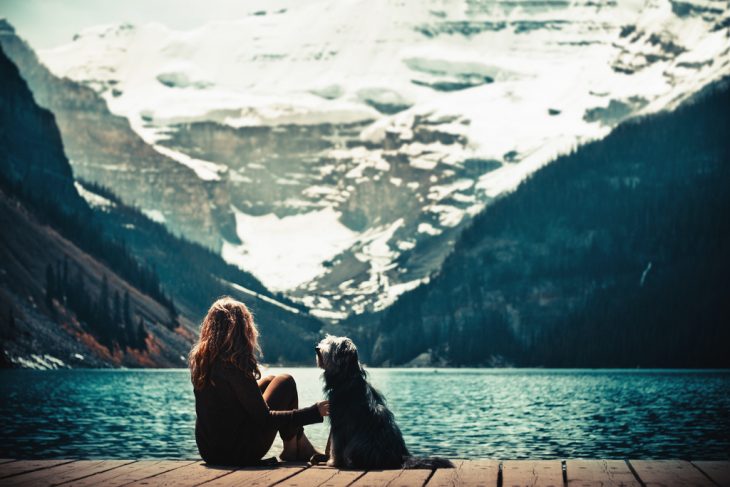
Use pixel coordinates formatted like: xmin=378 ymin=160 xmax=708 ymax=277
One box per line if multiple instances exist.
xmin=1 ymin=368 xmax=729 ymax=460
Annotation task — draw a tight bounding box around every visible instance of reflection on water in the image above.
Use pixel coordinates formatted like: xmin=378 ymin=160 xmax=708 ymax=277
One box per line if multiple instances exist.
xmin=1 ymin=368 xmax=729 ymax=459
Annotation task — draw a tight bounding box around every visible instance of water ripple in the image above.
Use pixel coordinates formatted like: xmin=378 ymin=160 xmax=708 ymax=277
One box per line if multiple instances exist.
xmin=1 ymin=368 xmax=728 ymax=460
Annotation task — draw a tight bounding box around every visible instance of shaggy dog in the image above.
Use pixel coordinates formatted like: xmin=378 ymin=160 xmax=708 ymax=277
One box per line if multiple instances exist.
xmin=312 ymin=335 xmax=453 ymax=469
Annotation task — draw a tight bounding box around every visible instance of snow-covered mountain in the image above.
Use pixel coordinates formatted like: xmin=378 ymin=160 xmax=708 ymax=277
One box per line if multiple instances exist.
xmin=35 ymin=0 xmax=730 ymax=319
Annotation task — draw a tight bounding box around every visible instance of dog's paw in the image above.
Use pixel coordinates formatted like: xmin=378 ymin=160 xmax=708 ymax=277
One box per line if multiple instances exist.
xmin=326 ymin=458 xmax=337 ymax=468
xmin=309 ymin=453 xmax=329 ymax=466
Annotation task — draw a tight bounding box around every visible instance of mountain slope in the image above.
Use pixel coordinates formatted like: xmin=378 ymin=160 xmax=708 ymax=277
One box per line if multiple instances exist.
xmin=364 ymin=80 xmax=730 ymax=368
xmin=25 ymin=0 xmax=730 ymax=318
xmin=0 ymin=45 xmax=192 ymax=367
xmin=0 ymin=39 xmax=84 ymax=217
xmin=0 ymin=46 xmax=323 ymax=367
xmin=0 ymin=19 xmax=235 ymax=250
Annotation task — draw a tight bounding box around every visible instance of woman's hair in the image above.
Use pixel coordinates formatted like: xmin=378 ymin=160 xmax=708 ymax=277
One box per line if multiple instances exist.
xmin=189 ymin=296 xmax=261 ymax=389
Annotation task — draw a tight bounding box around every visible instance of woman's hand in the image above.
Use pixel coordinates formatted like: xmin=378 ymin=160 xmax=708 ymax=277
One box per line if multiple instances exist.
xmin=317 ymin=400 xmax=330 ymax=417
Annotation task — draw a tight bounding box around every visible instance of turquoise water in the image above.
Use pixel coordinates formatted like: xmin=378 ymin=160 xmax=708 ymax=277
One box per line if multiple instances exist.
xmin=1 ymin=368 xmax=729 ymax=460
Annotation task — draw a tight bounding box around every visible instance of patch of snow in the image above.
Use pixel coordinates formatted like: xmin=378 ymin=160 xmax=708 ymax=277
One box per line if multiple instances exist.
xmin=142 ymin=209 xmax=166 ymax=223
xmin=410 ymin=156 xmax=440 ymax=171
xmin=397 ymin=240 xmax=416 ymax=251
xmin=74 ymin=182 xmax=114 ymax=208
xmin=452 ymin=192 xmax=476 ymax=204
xmin=640 ymin=261 xmax=653 ymax=287
xmin=152 ymin=144 xmax=227 ymax=181
xmin=428 ymin=179 xmax=474 ymax=200
xmin=428 ymin=204 xmax=465 ymax=228
xmin=418 ymin=222 xmax=442 ymax=236
xmin=230 ymin=171 xmax=253 ymax=183
xmin=13 ymin=354 xmax=67 ymax=370
xmin=355 ymin=219 xmax=404 ymax=272
xmin=310 ymin=308 xmax=349 ymax=320
xmin=223 ymin=279 xmax=301 ymax=314
xmin=222 ymin=207 xmax=360 ymax=291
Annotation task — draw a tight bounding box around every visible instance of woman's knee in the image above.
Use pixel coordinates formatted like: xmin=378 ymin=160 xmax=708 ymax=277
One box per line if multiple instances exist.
xmin=264 ymin=373 xmax=298 ymax=408
xmin=276 ymin=374 xmax=296 ymax=391
xmin=258 ymin=375 xmax=276 ymax=393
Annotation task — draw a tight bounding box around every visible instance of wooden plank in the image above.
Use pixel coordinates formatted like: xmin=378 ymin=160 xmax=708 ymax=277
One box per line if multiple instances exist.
xmin=349 ymin=469 xmax=404 ymax=487
xmin=0 ymin=459 xmax=18 ymax=465
xmin=349 ymin=468 xmax=431 ymax=487
xmin=426 ymin=460 xmax=500 ymax=487
xmin=194 ymin=466 xmax=271 ymax=487
xmin=198 ymin=464 xmax=307 ymax=486
xmin=235 ymin=464 xmax=309 ymax=487
xmin=565 ymin=460 xmax=640 ymax=486
xmin=5 ymin=460 xmax=136 ymax=487
xmin=0 ymin=460 xmax=76 ymax=480
xmin=693 ymin=461 xmax=730 ymax=487
xmin=385 ymin=469 xmax=432 ymax=487
xmin=274 ymin=466 xmax=337 ymax=487
xmin=312 ymin=468 xmax=366 ymax=487
xmin=61 ymin=460 xmax=197 ymax=487
xmin=123 ymin=461 xmax=235 ymax=487
xmin=502 ymin=460 xmax=564 ymax=487
xmin=629 ymin=460 xmax=715 ymax=487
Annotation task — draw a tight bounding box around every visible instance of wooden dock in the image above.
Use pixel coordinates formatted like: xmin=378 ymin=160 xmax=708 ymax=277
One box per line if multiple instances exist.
xmin=0 ymin=458 xmax=728 ymax=486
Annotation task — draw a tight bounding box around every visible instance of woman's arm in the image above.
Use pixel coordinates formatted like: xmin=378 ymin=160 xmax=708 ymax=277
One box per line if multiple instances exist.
xmin=228 ymin=371 xmax=324 ymax=428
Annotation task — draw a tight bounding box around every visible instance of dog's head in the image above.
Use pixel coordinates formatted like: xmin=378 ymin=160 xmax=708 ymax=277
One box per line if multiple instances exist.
xmin=316 ymin=335 xmax=362 ymax=384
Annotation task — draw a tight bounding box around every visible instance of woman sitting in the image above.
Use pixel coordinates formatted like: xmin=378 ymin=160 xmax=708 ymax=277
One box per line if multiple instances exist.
xmin=189 ymin=296 xmax=327 ymax=465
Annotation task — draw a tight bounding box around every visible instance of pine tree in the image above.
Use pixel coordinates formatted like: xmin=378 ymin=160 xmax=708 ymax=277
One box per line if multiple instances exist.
xmin=62 ymin=257 xmax=69 ymax=288
xmin=99 ymin=275 xmax=110 ymax=321
xmin=97 ymin=275 xmax=111 ymax=347
xmin=113 ymin=291 xmax=123 ymax=348
xmin=113 ymin=291 xmax=122 ymax=325
xmin=55 ymin=260 xmax=64 ymax=302
xmin=123 ymin=291 xmax=132 ymax=328
xmin=136 ymin=317 xmax=147 ymax=350
xmin=45 ymin=264 xmax=55 ymax=310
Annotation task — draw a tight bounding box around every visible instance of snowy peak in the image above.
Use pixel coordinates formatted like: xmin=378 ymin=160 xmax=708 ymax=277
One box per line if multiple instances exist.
xmin=33 ymin=0 xmax=730 ymax=319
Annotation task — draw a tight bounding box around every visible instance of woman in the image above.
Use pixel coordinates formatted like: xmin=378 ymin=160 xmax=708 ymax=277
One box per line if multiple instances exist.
xmin=189 ymin=296 xmax=327 ymax=465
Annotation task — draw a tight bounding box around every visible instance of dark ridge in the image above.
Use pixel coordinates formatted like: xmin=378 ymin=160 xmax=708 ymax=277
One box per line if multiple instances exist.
xmin=358 ymin=80 xmax=730 ymax=368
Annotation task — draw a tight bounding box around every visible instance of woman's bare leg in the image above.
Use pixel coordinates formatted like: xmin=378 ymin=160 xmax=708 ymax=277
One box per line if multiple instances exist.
xmin=262 ymin=374 xmax=322 ymax=461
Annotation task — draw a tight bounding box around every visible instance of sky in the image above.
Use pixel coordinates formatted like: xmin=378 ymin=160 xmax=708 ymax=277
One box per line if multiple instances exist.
xmin=0 ymin=0 xmax=291 ymax=50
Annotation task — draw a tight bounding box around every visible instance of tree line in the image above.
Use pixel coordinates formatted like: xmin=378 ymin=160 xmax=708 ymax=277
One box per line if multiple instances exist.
xmin=45 ymin=258 xmax=148 ymax=351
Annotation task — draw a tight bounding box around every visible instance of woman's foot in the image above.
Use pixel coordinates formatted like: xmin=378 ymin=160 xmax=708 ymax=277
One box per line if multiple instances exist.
xmin=296 ymin=433 xmax=323 ymax=461
xmin=279 ymin=437 xmax=299 ymax=462
xmin=278 ymin=452 xmax=298 ymax=462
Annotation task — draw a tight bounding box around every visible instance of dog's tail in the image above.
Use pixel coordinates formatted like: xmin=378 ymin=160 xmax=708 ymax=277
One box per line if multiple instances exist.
xmin=403 ymin=456 xmax=454 ymax=469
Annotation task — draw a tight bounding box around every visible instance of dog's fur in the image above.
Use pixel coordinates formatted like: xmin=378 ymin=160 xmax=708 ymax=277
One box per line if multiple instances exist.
xmin=313 ymin=335 xmax=453 ymax=470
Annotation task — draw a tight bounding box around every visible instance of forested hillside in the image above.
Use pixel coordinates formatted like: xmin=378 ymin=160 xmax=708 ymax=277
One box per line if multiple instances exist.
xmin=78 ymin=180 xmax=323 ymax=364
xmin=363 ymin=81 xmax=730 ymax=368
xmin=1 ymin=45 xmax=189 ymax=366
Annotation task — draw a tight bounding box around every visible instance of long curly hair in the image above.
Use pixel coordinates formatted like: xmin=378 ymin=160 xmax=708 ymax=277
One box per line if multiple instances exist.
xmin=189 ymin=296 xmax=261 ymax=390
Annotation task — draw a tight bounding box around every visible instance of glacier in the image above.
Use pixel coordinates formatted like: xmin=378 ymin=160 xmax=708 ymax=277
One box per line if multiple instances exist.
xmin=35 ymin=0 xmax=730 ymax=319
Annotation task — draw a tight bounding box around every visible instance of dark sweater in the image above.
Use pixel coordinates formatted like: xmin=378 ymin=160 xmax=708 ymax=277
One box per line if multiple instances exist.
xmin=194 ymin=364 xmax=322 ymax=465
